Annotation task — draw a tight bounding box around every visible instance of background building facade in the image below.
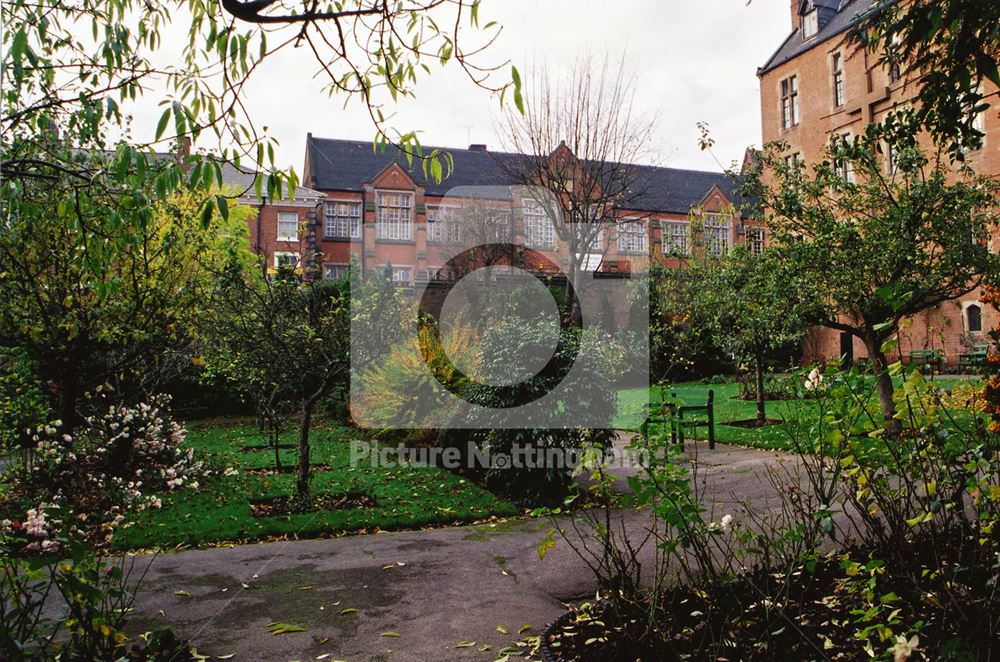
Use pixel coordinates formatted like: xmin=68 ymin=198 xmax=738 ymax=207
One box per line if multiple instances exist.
xmin=758 ymin=0 xmax=999 ymax=366
xmin=293 ymin=136 xmax=756 ymax=285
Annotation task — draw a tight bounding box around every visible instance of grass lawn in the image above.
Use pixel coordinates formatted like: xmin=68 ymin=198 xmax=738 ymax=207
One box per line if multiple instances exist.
xmin=615 ymin=375 xmax=984 ymax=452
xmin=113 ymin=419 xmax=517 ymax=550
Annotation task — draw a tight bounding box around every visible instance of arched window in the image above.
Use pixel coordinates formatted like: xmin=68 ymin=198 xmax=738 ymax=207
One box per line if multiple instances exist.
xmin=966 ymin=304 xmax=983 ymax=333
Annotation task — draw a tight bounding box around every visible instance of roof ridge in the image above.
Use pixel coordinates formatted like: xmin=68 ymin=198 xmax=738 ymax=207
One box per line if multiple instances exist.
xmin=307 ymin=134 xmax=729 ymax=178
xmin=308 ymin=135 xmax=528 ymax=160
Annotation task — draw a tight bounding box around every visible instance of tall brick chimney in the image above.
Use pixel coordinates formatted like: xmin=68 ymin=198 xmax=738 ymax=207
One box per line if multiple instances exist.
xmin=790 ymin=0 xmax=802 ymax=31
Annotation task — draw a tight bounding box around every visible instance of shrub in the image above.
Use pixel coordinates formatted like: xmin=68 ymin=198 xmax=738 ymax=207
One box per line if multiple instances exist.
xmin=351 ymin=319 xmax=482 ymax=430
xmin=0 ymin=533 xmax=195 ymax=660
xmin=537 ymin=367 xmax=1000 ymax=660
xmin=461 ymin=321 xmax=622 ymax=506
xmin=0 ymin=348 xmax=49 ymax=456
xmin=2 ymin=394 xmax=204 ymax=548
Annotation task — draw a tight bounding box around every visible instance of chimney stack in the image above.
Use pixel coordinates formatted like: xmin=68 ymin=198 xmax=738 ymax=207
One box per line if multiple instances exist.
xmin=175 ymin=136 xmax=192 ymax=171
xmin=468 ymin=143 xmax=488 ymax=152
xmin=790 ymin=0 xmax=802 ymax=31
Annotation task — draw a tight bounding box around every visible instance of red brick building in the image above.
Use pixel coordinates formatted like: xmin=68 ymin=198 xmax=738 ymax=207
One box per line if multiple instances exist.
xmin=219 ymin=163 xmax=327 ymax=268
xmin=758 ymin=0 xmax=999 ymax=366
xmin=287 ymin=135 xmax=760 ymax=285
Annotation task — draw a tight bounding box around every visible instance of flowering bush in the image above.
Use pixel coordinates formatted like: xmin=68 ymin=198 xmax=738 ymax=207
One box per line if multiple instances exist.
xmin=2 ymin=394 xmax=205 ymax=549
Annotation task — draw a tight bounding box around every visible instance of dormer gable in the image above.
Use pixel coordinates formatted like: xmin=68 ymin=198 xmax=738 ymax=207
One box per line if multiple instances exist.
xmin=366 ymin=161 xmax=417 ymax=191
xmin=799 ymin=0 xmax=840 ymax=39
xmin=697 ymin=185 xmax=735 ymax=215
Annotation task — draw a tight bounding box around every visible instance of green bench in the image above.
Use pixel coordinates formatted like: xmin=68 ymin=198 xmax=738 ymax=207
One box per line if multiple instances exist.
xmin=642 ymin=390 xmax=715 ymax=450
xmin=906 ymin=349 xmax=944 ymax=373
xmin=958 ymin=343 xmax=991 ymax=372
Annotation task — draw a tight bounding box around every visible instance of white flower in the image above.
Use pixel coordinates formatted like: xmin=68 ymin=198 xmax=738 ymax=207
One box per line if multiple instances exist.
xmin=720 ymin=514 xmax=734 ymax=532
xmin=24 ymin=507 xmax=48 ymax=539
xmin=804 ymin=367 xmax=824 ymax=391
xmin=891 ymin=635 xmax=919 ymax=662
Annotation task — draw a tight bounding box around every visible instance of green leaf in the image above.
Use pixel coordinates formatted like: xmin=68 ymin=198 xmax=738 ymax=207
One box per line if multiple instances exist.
xmin=155 ymin=108 xmax=171 ymax=141
xmin=11 ymin=28 xmax=27 ymax=62
xmin=511 ymin=65 xmax=524 ymax=114
xmin=200 ymin=201 xmax=214 ymax=228
xmin=537 ymin=529 xmax=556 ymax=560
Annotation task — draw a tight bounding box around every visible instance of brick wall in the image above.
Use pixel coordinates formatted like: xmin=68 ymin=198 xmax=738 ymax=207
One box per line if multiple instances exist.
xmin=759 ymin=7 xmax=999 ymax=367
xmin=247 ymin=201 xmax=321 ymax=268
xmin=804 ymin=289 xmax=996 ymax=367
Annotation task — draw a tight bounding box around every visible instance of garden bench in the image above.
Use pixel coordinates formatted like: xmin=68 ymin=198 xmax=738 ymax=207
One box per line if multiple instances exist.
xmin=642 ymin=389 xmax=715 ymax=450
xmin=958 ymin=343 xmax=991 ymax=372
xmin=906 ymin=349 xmax=944 ymax=373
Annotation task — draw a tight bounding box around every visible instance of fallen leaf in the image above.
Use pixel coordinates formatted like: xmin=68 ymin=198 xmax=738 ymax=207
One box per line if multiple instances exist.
xmin=496 ymin=624 xmax=508 ymax=634
xmin=455 ymin=640 xmax=476 ymax=648
xmin=174 ymin=590 xmax=191 ymax=598
xmin=380 ymin=631 xmax=400 ymax=637
xmin=267 ymin=622 xmax=307 ymax=635
xmin=339 ymin=608 xmax=357 ymax=615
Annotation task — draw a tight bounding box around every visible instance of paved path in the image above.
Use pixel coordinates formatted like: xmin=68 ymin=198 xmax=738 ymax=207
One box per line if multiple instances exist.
xmin=127 ymin=440 xmax=798 ymax=662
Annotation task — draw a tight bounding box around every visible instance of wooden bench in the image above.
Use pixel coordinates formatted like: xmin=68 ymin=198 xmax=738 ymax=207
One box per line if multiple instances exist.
xmin=958 ymin=343 xmax=991 ymax=372
xmin=642 ymin=389 xmax=715 ymax=450
xmin=906 ymin=349 xmax=944 ymax=374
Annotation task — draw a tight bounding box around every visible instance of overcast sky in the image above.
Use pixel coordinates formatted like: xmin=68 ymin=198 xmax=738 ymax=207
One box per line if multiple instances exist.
xmin=140 ymin=1 xmax=793 ymax=175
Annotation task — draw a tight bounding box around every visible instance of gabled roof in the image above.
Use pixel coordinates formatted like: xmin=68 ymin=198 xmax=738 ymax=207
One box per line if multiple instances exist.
xmin=305 ymin=136 xmax=746 ymax=216
xmin=758 ymin=0 xmax=878 ymax=75
xmin=219 ymin=162 xmax=324 ymax=205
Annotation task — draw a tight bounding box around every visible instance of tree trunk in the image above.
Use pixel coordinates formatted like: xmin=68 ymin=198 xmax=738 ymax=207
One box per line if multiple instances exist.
xmin=863 ymin=332 xmax=901 ymax=436
xmin=296 ymin=401 xmax=313 ymax=496
xmin=754 ymin=353 xmax=766 ymax=425
xmin=566 ymin=252 xmax=581 ymax=327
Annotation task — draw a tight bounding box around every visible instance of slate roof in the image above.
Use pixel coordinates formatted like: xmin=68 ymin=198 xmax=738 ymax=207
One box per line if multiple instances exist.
xmin=144 ymin=150 xmax=324 ymax=204
xmin=218 ymin=162 xmax=324 ymax=205
xmin=305 ymin=135 xmax=746 ymax=216
xmin=759 ymin=0 xmax=878 ymax=75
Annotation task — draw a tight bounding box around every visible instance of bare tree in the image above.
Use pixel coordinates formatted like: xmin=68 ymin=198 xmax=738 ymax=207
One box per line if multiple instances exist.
xmin=498 ymin=53 xmax=657 ymax=318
